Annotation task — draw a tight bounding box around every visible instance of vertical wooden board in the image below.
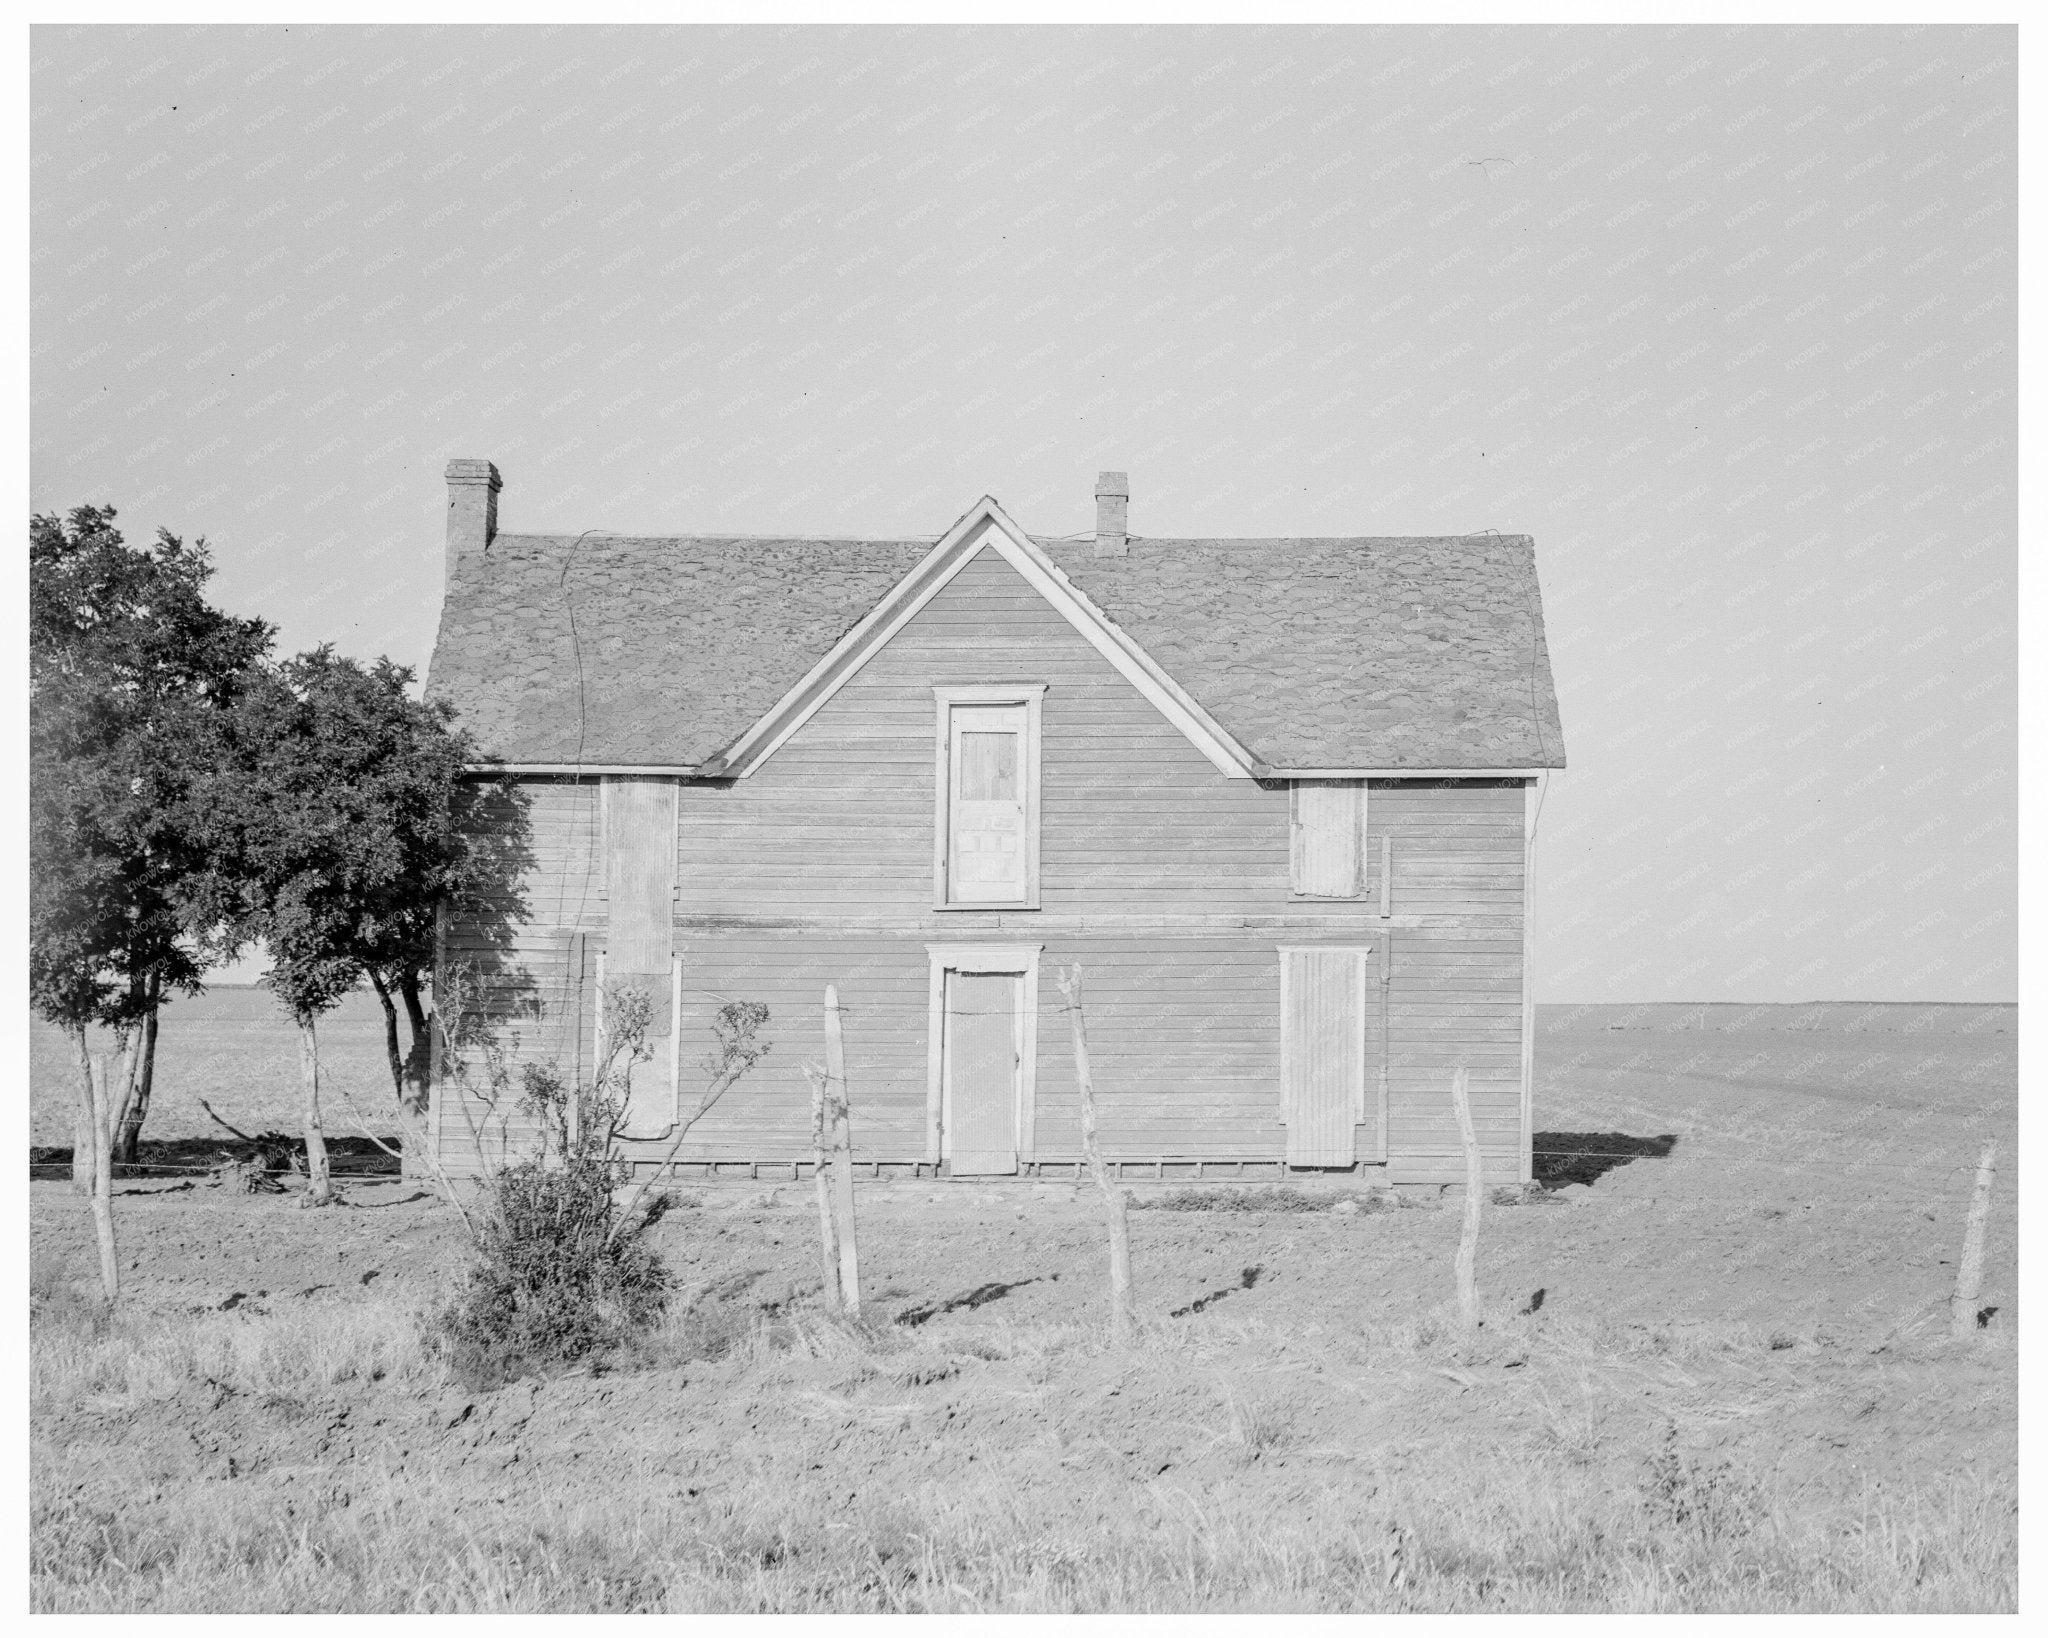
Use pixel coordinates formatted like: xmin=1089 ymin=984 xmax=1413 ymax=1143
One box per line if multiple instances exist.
xmin=1281 ymin=949 xmax=1363 ymax=1166
xmin=945 ymin=971 xmax=1020 ymax=1173
xmin=604 ymin=777 xmax=677 ymax=1135
xmin=1291 ymin=782 xmax=1364 ymax=897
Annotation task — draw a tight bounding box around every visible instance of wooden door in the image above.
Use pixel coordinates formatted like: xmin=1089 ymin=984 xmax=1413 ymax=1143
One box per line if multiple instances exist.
xmin=944 ymin=970 xmax=1022 ymax=1174
xmin=1281 ymin=947 xmax=1370 ymax=1167
xmin=948 ymin=705 xmax=1028 ymax=903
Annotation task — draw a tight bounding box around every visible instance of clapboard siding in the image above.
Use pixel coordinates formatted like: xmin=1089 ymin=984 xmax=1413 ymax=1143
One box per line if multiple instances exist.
xmin=436 ymin=779 xmax=603 ymax=1172
xmin=679 ymin=549 xmax=1288 ymax=919
xmin=1368 ymin=790 xmax=1528 ymax=1182
xmin=434 ymin=922 xmax=594 ymax=1174
xmin=435 ymin=549 xmax=1539 ymax=1181
xmin=621 ymin=935 xmax=1287 ymax=1163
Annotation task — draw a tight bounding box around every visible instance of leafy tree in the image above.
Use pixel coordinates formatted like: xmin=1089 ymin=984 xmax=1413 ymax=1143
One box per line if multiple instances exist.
xmin=29 ymin=505 xmax=272 ymax=1163
xmin=184 ymin=647 xmax=515 ymax=1202
xmin=354 ymin=744 xmax=529 ymax=1119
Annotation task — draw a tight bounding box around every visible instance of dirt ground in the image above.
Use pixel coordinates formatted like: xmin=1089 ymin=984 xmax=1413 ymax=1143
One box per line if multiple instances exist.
xmin=28 ymin=986 xmax=393 ymax=1149
xmin=29 ymin=1003 xmax=2018 ymax=1611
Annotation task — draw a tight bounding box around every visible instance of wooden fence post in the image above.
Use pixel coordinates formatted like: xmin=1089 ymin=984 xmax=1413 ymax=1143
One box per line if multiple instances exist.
xmin=1951 ymin=1140 xmax=1997 ymax=1339
xmin=86 ymin=1054 xmax=120 ymax=1305
xmin=806 ymin=1066 xmax=843 ymax=1315
xmin=824 ymin=986 xmax=861 ymax=1318
xmin=1059 ymin=964 xmax=1136 ymax=1347
xmin=1450 ymin=1065 xmax=1481 ymax=1329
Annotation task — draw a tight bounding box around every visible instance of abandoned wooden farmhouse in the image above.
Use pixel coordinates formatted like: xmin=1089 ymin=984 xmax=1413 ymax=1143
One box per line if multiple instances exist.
xmin=424 ymin=460 xmax=1566 ymax=1184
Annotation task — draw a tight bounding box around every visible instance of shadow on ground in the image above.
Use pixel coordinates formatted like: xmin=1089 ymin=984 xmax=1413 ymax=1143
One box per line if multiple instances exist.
xmin=897 ymin=1277 xmax=1043 ymax=1328
xmin=1533 ymin=1132 xmax=1679 ymax=1189
xmin=1170 ymin=1265 xmax=1263 ymax=1318
xmin=29 ymin=1135 xmax=402 ymax=1182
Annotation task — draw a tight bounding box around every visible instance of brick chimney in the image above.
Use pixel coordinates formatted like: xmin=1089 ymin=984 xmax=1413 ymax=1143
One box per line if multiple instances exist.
xmin=1094 ymin=469 xmax=1128 ymax=557
xmin=445 ymin=458 xmax=501 ymax=589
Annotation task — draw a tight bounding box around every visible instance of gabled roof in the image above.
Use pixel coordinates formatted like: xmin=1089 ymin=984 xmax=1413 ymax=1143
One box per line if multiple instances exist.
xmin=702 ymin=498 xmax=1259 ymax=778
xmin=425 ymin=500 xmax=1565 ymax=774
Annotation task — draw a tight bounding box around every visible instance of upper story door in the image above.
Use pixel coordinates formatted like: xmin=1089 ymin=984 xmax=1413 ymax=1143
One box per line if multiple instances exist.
xmin=946 ymin=703 xmax=1030 ymax=904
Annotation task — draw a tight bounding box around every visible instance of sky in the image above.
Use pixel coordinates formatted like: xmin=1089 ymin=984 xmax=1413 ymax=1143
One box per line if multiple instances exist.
xmin=30 ymin=22 xmax=2016 ymax=1003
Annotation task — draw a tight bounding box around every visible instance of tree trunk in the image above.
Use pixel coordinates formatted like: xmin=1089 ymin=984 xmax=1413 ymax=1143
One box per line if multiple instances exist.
xmin=366 ymin=967 xmax=407 ymax=1103
xmin=104 ymin=968 xmax=146 ymax=1154
xmin=103 ymin=1023 xmax=137 ymax=1158
xmin=397 ymin=967 xmax=433 ymax=1115
xmin=113 ymin=975 xmax=162 ymax=1165
xmin=87 ymin=1054 xmax=120 ymax=1304
xmin=70 ymin=1024 xmax=95 ymax=1195
xmin=298 ymin=1013 xmax=335 ymax=1206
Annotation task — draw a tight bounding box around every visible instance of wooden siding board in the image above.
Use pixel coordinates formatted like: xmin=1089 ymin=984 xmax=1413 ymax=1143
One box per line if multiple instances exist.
xmin=679 ymin=552 xmax=1287 ymax=921
xmin=1369 ymin=780 xmax=1530 ymax=1184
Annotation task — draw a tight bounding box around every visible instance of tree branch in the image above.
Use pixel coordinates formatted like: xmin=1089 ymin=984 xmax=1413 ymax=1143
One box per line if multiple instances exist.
xmin=608 ymin=1066 xmax=748 ymax=1244
xmin=197 ymin=1097 xmax=256 ymax=1144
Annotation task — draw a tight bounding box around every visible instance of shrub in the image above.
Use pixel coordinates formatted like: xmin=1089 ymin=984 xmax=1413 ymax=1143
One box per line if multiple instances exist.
xmin=438 ymin=1153 xmax=671 ymax=1388
xmin=434 ymin=987 xmax=769 ymax=1387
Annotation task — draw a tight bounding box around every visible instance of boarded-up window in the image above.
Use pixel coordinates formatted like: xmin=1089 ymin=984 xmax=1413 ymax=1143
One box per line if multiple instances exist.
xmin=602 ymin=777 xmax=677 ymax=1136
xmin=1279 ymin=947 xmax=1371 ymax=1167
xmin=1290 ymin=781 xmax=1365 ymax=897
xmin=936 ymin=690 xmax=1043 ymax=907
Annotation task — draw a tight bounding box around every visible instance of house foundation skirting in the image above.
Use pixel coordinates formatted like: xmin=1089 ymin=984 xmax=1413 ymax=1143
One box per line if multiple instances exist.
xmin=622 ymin=1156 xmax=1393 ymax=1183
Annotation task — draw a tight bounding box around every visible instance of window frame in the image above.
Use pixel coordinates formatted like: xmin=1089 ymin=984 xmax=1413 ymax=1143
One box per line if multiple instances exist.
xmin=932 ymin=684 xmax=1046 ymax=911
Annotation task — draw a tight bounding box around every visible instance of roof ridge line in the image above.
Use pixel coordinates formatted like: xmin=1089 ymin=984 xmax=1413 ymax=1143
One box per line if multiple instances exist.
xmin=490 ymin=530 xmax=947 ymax=544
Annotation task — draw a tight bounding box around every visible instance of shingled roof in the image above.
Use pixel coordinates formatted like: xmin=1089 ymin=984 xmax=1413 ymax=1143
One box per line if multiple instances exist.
xmin=425 ymin=512 xmax=1565 ymax=773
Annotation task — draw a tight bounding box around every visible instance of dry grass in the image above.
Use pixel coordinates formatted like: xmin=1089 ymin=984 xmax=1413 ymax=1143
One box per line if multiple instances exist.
xmin=30 ymin=1290 xmax=441 ymax=1421
xmin=31 ymin=1001 xmax=2015 ymax=1610
xmin=1136 ymin=1185 xmax=1356 ymax=1213
xmin=30 ymin=1289 xmax=2016 ymax=1613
